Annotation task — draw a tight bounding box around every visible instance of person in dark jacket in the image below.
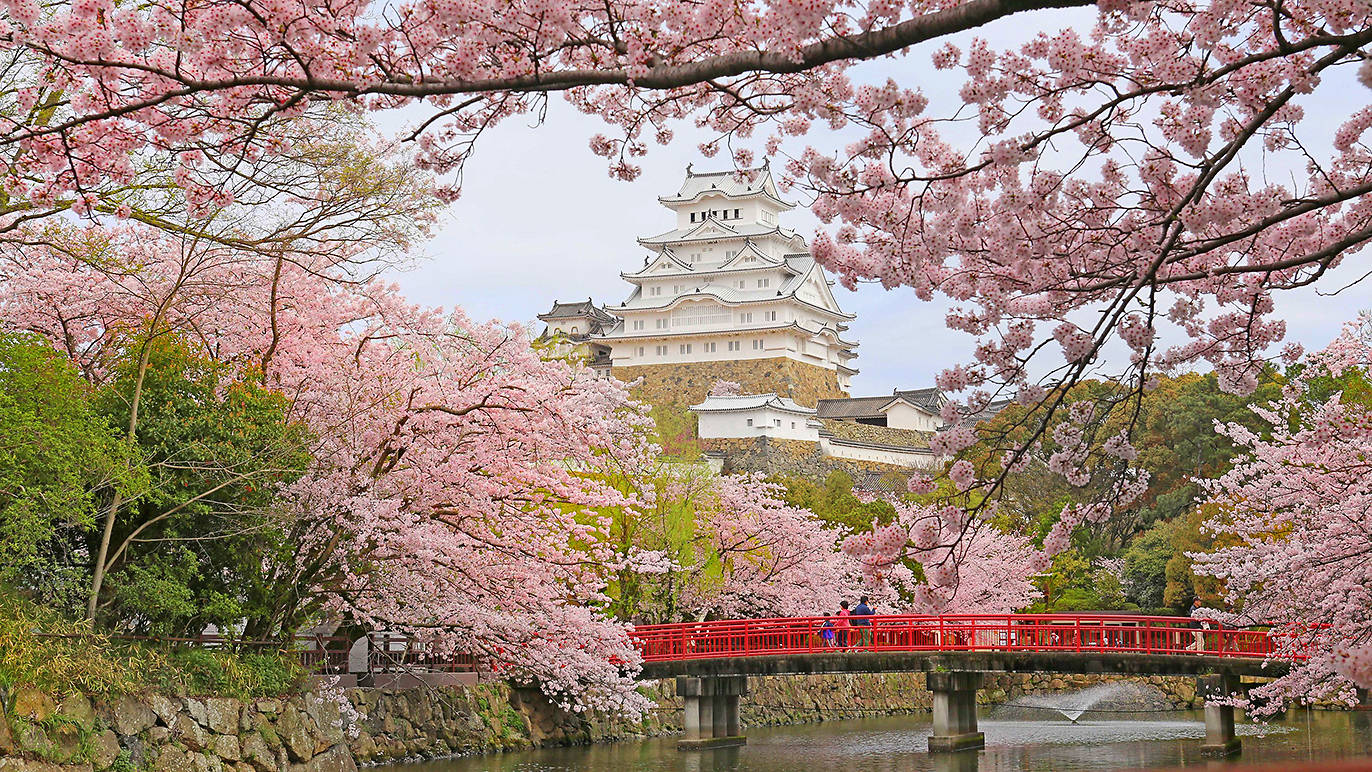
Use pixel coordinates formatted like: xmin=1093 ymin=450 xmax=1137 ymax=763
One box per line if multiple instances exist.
xmin=852 ymin=596 xmax=874 ymax=647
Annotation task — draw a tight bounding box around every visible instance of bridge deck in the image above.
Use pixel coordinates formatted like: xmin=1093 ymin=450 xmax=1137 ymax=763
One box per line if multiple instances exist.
xmin=633 ymin=613 xmax=1292 ymax=680
xmin=640 ymin=650 xmax=1287 ymax=679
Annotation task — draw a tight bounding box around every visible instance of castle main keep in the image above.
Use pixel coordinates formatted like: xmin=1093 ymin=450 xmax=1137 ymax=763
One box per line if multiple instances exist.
xmin=538 ymin=164 xmax=857 ymax=406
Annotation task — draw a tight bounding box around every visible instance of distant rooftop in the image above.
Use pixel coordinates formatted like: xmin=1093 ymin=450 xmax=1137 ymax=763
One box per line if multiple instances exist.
xmin=538 ymin=299 xmax=617 ymax=324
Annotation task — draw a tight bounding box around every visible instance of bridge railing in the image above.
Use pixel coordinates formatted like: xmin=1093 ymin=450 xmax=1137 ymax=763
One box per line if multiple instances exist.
xmin=630 ymin=614 xmax=1287 ymax=663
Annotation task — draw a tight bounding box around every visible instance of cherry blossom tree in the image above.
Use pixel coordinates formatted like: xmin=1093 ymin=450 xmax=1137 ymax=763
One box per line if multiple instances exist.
xmin=681 ymin=474 xmax=862 ymax=618
xmin=2 ymin=225 xmax=665 ymax=711
xmin=1192 ymin=314 xmax=1372 ymax=712
xmin=842 ymin=498 xmax=1041 ymax=613
xmin=708 ymin=379 xmax=743 ymax=397
xmin=6 ymin=0 xmax=1369 ymax=535
xmin=6 ymin=0 xmax=1372 ymax=708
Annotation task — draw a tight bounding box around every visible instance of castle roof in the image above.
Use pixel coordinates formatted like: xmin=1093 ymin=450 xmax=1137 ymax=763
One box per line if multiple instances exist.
xmin=537 ymin=299 xmax=617 ymax=324
xmin=609 ymin=255 xmax=854 ymax=321
xmin=815 ymin=395 xmax=897 ymax=421
xmin=659 ymin=164 xmax=794 ymax=210
xmin=637 ymin=218 xmax=802 ymax=248
xmin=891 ymin=387 xmax=946 ymax=413
xmin=816 ymin=387 xmax=947 ymax=421
xmin=690 ymin=393 xmax=815 ymax=415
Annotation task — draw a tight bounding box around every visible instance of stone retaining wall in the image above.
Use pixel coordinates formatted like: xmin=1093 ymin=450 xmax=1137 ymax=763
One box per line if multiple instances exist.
xmin=615 ymin=358 xmax=845 ymax=409
xmin=701 ymin=436 xmax=913 ymax=485
xmin=0 ymin=673 xmax=1206 ymax=772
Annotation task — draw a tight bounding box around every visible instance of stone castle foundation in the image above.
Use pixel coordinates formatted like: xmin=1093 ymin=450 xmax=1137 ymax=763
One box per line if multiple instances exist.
xmin=614 ymin=358 xmax=845 ymax=409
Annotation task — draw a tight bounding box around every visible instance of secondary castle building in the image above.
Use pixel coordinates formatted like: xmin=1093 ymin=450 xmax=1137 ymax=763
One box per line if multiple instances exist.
xmin=539 ymin=164 xmax=858 ymax=406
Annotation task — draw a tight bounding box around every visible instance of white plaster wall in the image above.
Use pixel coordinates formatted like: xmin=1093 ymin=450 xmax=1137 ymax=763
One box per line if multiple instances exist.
xmin=819 ymin=437 xmax=941 ymax=469
xmin=883 ymin=402 xmax=941 ymax=432
xmin=696 ymin=407 xmax=819 ymax=441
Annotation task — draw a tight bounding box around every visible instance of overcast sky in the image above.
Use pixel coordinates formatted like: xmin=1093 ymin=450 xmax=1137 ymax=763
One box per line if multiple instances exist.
xmin=386 ymin=9 xmax=1369 ymax=398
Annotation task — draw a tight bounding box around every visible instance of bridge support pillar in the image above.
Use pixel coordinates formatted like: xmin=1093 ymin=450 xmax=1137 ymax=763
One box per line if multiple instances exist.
xmin=1198 ymin=674 xmax=1242 ymax=757
xmin=928 ymin=671 xmax=984 ymax=753
xmin=677 ymin=676 xmax=747 ymax=750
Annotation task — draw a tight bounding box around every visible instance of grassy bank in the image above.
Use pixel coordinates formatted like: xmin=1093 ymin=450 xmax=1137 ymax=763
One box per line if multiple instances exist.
xmin=0 ymin=590 xmax=305 ymax=700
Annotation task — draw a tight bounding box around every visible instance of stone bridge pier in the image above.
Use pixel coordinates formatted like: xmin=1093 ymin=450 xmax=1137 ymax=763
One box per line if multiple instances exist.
xmin=1198 ymin=673 xmax=1242 ymax=757
xmin=928 ymin=671 xmax=985 ymax=752
xmin=676 ymin=675 xmax=747 ymax=750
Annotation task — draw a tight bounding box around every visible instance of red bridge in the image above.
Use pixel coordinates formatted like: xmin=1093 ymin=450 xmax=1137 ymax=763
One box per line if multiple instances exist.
xmin=630 ymin=613 xmax=1291 ymax=755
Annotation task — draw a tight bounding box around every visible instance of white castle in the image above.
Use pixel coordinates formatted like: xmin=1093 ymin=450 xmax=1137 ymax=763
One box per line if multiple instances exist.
xmin=538 ymin=164 xmax=858 ymax=389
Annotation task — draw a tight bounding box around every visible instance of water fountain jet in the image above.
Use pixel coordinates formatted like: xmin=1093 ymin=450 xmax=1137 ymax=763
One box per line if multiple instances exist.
xmin=995 ymin=681 xmax=1176 ymax=723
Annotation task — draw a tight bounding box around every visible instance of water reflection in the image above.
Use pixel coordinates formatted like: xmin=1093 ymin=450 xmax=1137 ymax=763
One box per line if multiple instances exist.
xmin=382 ymin=710 xmax=1372 ymax=772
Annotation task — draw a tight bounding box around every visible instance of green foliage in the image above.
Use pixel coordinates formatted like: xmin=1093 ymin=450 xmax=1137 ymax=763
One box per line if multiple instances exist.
xmin=95 ymin=335 xmax=311 ymax=636
xmin=1121 ymin=519 xmax=1174 ymax=610
xmin=0 ymin=588 xmax=150 ymax=697
xmin=648 ymin=404 xmax=701 ymax=459
xmin=0 ymin=332 xmax=136 ymax=613
xmin=0 ymin=587 xmax=303 ymax=699
xmin=775 ymin=471 xmax=896 ymax=531
xmin=599 ymin=463 xmax=714 ymax=622
xmin=970 ymin=370 xmax=1283 ymax=553
xmin=107 ymin=750 xmax=135 ymax=772
xmin=152 ymin=647 xmax=304 ymax=698
xmin=1028 ymin=552 xmax=1135 ymax=612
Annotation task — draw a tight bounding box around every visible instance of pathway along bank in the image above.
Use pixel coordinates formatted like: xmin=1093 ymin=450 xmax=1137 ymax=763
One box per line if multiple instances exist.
xmin=0 ymin=672 xmax=1208 ymax=772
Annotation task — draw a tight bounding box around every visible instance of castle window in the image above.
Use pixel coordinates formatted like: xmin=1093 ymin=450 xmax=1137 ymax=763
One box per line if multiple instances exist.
xmin=734 ymin=208 xmax=741 ymax=219
xmin=679 ymin=344 xmax=692 ymax=354
xmin=737 ymin=280 xmax=746 ymax=289
xmin=746 ymin=419 xmax=753 ymax=427
xmin=672 ymin=304 xmax=731 ymax=328
xmin=571 ymin=326 xmax=579 ymax=334
xmin=728 ymin=341 xmax=740 ymax=352
xmin=656 ymin=318 xmax=668 ymax=329
xmin=656 ymin=345 xmax=668 ymax=356
xmin=637 ymin=347 xmax=645 ymax=357
xmin=753 ymin=339 xmax=764 ymax=350
xmin=740 ymin=312 xmax=752 ymax=323
xmin=633 ymin=320 xmax=645 ymax=330
xmin=703 ymin=342 xmax=716 ymax=353
xmin=774 ymin=419 xmax=782 ymax=427
xmin=757 ymin=278 xmax=770 ymax=288
xmin=764 ymin=311 xmax=778 ymax=322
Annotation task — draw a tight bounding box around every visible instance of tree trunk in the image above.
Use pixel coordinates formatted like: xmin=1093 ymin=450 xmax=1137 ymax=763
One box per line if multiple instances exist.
xmin=86 ymin=335 xmax=155 ymax=621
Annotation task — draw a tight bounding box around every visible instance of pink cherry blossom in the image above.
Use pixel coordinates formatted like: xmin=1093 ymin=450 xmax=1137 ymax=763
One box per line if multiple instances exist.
xmin=1193 ymin=315 xmax=1372 ymax=713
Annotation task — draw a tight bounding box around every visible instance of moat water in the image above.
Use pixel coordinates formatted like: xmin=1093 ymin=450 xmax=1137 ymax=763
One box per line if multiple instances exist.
xmin=378 ymin=709 xmax=1372 ymax=772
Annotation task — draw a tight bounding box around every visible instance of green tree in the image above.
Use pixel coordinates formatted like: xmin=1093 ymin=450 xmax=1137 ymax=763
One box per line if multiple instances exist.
xmin=776 ymin=471 xmax=896 ymax=532
xmin=1121 ymin=518 xmax=1174 ymax=611
xmin=0 ymin=332 xmax=134 ymax=612
xmin=92 ymin=337 xmax=310 ymax=636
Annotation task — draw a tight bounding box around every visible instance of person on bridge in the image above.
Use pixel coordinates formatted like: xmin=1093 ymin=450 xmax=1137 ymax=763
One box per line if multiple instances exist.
xmin=853 ymin=596 xmax=874 ymax=647
xmin=821 ymin=613 xmax=837 ymax=647
xmin=1189 ymin=598 xmax=1212 ymax=652
xmin=835 ymin=601 xmax=852 ymax=648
